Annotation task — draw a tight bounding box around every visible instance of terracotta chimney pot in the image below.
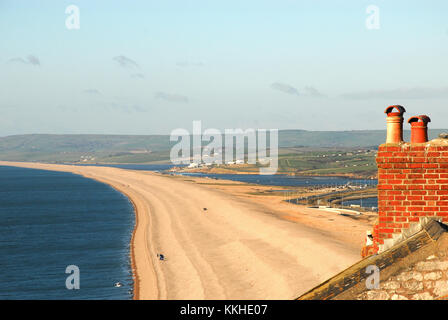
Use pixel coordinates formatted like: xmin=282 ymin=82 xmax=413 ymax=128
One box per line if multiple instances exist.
xmin=408 ymin=115 xmax=431 ymax=143
xmin=384 ymin=105 xmax=406 ymax=144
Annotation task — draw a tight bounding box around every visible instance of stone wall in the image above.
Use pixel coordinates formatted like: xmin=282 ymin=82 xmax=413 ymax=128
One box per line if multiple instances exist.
xmin=357 ymin=253 xmax=448 ymax=300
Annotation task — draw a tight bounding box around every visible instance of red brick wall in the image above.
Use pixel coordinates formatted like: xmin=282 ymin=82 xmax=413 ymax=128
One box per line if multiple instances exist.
xmin=374 ymin=143 xmax=448 ymax=252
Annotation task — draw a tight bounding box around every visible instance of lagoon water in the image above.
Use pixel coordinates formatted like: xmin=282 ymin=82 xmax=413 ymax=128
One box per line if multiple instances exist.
xmin=177 ymin=172 xmax=379 ymax=209
xmin=178 ymin=172 xmax=377 ymax=188
xmin=79 ymin=163 xmax=180 ymax=172
xmin=78 ymin=164 xmax=378 ymax=189
xmin=0 ymin=166 xmax=134 ymax=299
xmin=344 ymin=197 xmax=378 ymax=208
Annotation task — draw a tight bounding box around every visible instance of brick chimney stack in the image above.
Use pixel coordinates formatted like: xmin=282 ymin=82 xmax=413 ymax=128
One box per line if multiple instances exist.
xmin=362 ymin=107 xmax=448 ymax=257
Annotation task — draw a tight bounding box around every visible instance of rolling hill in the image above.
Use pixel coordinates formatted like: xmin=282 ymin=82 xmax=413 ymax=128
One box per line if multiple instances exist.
xmin=0 ymin=129 xmax=446 ymax=163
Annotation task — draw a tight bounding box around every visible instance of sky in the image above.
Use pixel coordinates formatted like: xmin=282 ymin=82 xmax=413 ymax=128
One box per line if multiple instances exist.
xmin=1 ymin=0 xmax=448 ymax=136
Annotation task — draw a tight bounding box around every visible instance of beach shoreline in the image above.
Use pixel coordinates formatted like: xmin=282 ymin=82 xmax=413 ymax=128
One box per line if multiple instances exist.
xmin=0 ymin=161 xmax=372 ymax=299
xmin=106 ymin=183 xmax=141 ymax=300
xmin=72 ymin=169 xmax=160 ymax=300
xmin=66 ymin=175 xmax=145 ymax=299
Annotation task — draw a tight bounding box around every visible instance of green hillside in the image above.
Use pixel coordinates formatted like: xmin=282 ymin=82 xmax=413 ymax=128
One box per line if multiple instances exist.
xmin=0 ymin=129 xmax=446 ymax=163
xmin=278 ymin=129 xmax=447 ymax=148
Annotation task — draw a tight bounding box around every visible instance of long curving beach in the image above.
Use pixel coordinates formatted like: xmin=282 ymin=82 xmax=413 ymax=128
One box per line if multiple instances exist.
xmin=0 ymin=161 xmax=366 ymax=300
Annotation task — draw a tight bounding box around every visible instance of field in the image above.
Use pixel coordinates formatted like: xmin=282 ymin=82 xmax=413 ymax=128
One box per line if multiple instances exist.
xmin=181 ymin=147 xmax=379 ymax=178
xmin=277 ymin=148 xmax=377 ymax=177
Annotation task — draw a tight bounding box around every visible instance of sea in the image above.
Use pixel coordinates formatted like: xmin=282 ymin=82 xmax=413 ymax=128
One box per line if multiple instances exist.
xmin=0 ymin=166 xmax=135 ymax=300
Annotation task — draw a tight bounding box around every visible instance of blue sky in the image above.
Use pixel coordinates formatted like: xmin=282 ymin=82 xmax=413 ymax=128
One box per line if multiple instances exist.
xmin=1 ymin=0 xmax=448 ymax=135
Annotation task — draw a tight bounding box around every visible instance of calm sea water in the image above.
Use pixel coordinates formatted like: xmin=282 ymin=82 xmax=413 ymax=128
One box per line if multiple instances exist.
xmin=0 ymin=166 xmax=135 ymax=300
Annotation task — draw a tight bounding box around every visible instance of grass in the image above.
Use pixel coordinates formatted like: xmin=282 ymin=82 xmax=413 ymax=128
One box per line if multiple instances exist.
xmin=207 ymin=148 xmax=379 ymax=178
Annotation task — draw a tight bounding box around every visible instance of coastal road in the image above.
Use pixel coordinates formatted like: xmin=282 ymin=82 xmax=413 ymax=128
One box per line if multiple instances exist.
xmin=0 ymin=162 xmax=361 ymax=300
